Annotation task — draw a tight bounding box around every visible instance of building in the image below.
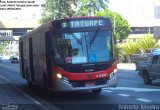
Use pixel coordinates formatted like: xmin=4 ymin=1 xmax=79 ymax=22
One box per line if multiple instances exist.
xmin=0 ymin=0 xmax=44 ymax=54
xmin=0 ymin=19 xmax=40 ymax=55
xmin=0 ymin=19 xmax=39 ymax=40
xmin=0 ymin=9 xmax=41 ymax=55
xmin=109 ymin=0 xmax=160 ymax=38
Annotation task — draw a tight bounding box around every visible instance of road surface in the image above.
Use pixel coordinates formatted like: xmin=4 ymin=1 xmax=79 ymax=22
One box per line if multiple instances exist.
xmin=0 ymin=60 xmax=160 ymax=110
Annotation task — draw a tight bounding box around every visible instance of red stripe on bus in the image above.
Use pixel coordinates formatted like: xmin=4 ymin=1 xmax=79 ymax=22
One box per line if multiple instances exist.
xmin=54 ymin=63 xmax=117 ymax=81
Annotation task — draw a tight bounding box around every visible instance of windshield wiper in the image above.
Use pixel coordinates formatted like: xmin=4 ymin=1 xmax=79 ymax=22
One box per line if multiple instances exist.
xmin=90 ymin=28 xmax=101 ymax=45
xmin=70 ymin=33 xmax=82 ymax=45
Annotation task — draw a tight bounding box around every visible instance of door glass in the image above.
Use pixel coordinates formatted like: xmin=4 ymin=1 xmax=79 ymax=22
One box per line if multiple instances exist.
xmin=152 ymin=56 xmax=159 ymax=64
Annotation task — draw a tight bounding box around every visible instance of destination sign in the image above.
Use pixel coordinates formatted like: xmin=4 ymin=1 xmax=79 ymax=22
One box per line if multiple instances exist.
xmin=61 ymin=19 xmax=106 ymax=28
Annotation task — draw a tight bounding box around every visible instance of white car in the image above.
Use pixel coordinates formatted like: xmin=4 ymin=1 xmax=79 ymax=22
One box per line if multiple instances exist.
xmin=10 ymin=54 xmax=19 ymax=63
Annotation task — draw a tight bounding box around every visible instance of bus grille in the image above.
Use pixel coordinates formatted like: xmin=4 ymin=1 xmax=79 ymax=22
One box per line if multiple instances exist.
xmin=69 ymin=78 xmax=108 ymax=87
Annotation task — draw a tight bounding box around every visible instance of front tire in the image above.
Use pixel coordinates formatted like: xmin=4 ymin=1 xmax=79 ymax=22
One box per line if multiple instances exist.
xmin=26 ymin=73 xmax=33 ymax=88
xmin=42 ymin=74 xmax=53 ymax=96
xmin=42 ymin=74 xmax=48 ymax=93
xmin=92 ymin=88 xmax=102 ymax=94
xmin=143 ymin=72 xmax=152 ymax=85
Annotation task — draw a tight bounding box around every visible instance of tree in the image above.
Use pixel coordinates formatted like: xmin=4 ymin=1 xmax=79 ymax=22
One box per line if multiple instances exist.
xmin=122 ymin=40 xmax=140 ymax=63
xmin=0 ymin=45 xmax=3 ymax=54
xmin=138 ymin=34 xmax=158 ymax=52
xmin=74 ymin=0 xmax=108 ymax=16
xmin=40 ymin=0 xmax=76 ymax=23
xmin=96 ymin=9 xmax=131 ymax=42
xmin=40 ymin=0 xmax=108 ymax=23
xmin=0 ymin=41 xmax=10 ymax=55
xmin=114 ymin=45 xmax=124 ymax=62
xmin=122 ymin=40 xmax=140 ymax=55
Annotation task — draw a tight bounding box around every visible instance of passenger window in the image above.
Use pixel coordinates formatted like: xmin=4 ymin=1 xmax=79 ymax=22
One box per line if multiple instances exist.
xmin=152 ymin=56 xmax=159 ymax=64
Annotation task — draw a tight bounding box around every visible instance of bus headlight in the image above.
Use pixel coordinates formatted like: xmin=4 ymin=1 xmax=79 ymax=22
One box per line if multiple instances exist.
xmin=57 ymin=73 xmax=62 ymax=79
xmin=56 ymin=73 xmax=69 ymax=83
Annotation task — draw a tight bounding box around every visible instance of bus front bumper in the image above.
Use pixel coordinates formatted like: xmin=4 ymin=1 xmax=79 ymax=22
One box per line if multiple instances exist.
xmin=55 ymin=73 xmax=118 ymax=91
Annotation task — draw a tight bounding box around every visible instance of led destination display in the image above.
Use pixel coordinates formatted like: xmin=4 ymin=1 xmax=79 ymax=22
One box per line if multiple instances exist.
xmin=61 ymin=19 xmax=107 ymax=28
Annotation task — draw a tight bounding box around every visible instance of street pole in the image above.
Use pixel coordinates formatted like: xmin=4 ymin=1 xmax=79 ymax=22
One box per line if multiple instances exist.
xmin=114 ymin=13 xmax=116 ymax=33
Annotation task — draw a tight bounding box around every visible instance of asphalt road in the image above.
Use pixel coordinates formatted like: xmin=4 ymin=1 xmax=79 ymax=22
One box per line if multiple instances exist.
xmin=0 ymin=60 xmax=160 ymax=110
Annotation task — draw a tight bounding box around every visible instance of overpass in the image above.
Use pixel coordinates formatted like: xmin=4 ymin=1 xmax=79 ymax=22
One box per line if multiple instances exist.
xmin=0 ymin=19 xmax=40 ymax=55
xmin=0 ymin=19 xmax=40 ymax=41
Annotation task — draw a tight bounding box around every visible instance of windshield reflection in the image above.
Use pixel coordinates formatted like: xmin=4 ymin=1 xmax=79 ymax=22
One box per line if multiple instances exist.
xmin=53 ymin=31 xmax=113 ymax=64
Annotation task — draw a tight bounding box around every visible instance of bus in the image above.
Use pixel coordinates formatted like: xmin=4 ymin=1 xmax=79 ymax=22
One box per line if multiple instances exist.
xmin=19 ymin=17 xmax=118 ymax=94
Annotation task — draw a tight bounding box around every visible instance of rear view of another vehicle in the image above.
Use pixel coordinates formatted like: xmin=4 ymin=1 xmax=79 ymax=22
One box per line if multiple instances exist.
xmin=10 ymin=55 xmax=19 ymax=63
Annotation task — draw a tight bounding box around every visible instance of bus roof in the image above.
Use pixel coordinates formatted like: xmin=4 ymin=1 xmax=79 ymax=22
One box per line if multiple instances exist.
xmin=20 ymin=16 xmax=112 ymax=40
xmin=61 ymin=16 xmax=108 ymax=20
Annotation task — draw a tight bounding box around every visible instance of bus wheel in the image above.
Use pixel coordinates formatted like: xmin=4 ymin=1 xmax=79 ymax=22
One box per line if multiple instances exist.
xmin=43 ymin=74 xmax=47 ymax=92
xmin=42 ymin=74 xmax=53 ymax=96
xmin=92 ymin=88 xmax=102 ymax=94
xmin=26 ymin=73 xmax=33 ymax=88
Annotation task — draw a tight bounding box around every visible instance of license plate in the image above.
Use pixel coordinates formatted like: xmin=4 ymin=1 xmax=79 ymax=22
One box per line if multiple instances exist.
xmin=85 ymin=82 xmax=95 ymax=87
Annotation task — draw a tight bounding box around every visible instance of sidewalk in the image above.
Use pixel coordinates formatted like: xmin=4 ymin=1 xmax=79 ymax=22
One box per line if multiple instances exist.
xmin=0 ymin=76 xmax=44 ymax=110
xmin=117 ymin=63 xmax=136 ymax=70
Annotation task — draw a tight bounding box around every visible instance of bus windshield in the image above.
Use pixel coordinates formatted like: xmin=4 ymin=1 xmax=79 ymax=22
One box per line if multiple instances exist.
xmin=54 ymin=31 xmax=113 ymax=64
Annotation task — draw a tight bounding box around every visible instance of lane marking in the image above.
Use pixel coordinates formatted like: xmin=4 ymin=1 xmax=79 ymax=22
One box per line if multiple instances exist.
xmin=105 ymin=87 xmax=160 ymax=92
xmin=117 ymin=94 xmax=129 ymax=97
xmin=136 ymin=98 xmax=152 ymax=103
xmin=0 ymin=74 xmax=60 ymax=110
xmin=103 ymin=90 xmax=113 ymax=93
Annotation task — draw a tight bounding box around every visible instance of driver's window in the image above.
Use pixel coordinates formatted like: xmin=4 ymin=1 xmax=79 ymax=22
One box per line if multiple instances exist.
xmin=152 ymin=56 xmax=159 ymax=64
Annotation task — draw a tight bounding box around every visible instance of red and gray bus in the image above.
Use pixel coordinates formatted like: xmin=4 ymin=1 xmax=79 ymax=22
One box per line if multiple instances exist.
xmin=19 ymin=17 xmax=118 ymax=94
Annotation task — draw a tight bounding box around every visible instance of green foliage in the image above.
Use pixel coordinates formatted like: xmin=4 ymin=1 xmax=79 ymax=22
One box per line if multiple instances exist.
xmin=40 ymin=0 xmax=108 ymax=23
xmin=117 ymin=35 xmax=159 ymax=60
xmin=122 ymin=40 xmax=140 ymax=55
xmin=113 ymin=34 xmax=160 ymax=63
xmin=96 ymin=9 xmax=131 ymax=42
xmin=116 ymin=40 xmax=139 ymax=63
xmin=75 ymin=0 xmax=108 ymax=16
xmin=0 ymin=45 xmax=3 ymax=54
xmin=137 ymin=34 xmax=157 ymax=52
xmin=114 ymin=45 xmax=124 ymax=61
xmin=0 ymin=41 xmax=9 ymax=54
xmin=40 ymin=0 xmax=76 ymax=23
